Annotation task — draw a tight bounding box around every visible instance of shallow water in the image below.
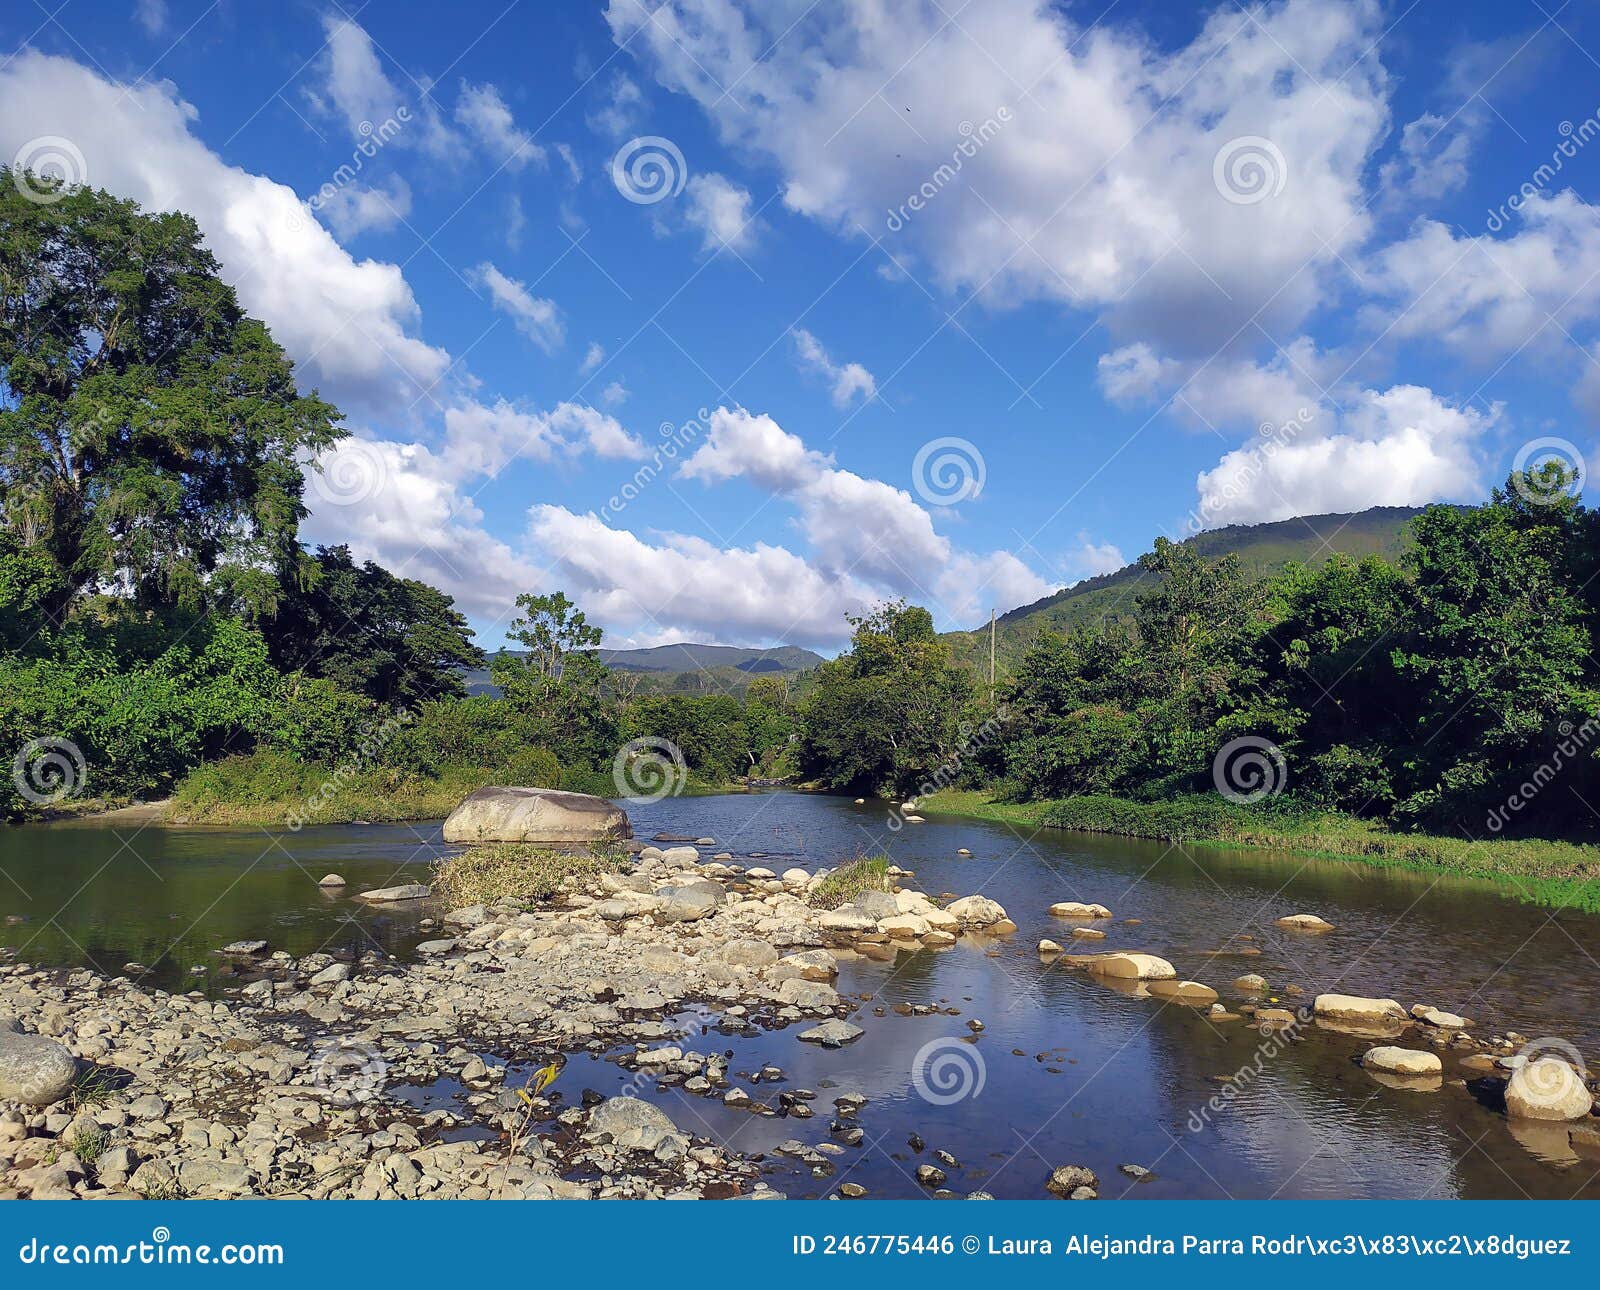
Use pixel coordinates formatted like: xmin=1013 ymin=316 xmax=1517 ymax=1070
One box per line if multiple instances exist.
xmin=2 ymin=791 xmax=1597 ymax=1199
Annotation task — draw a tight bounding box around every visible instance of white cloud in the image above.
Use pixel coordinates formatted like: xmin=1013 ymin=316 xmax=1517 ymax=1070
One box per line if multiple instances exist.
xmin=683 ymin=172 xmax=759 ymax=253
xmin=471 ymin=261 xmax=564 ymax=353
xmin=442 ymin=400 xmax=647 ymax=476
xmin=1098 ymin=337 xmax=1331 ymax=432
xmin=1367 ymin=192 xmax=1600 ymax=361
xmin=1378 ymin=112 xmax=1474 ymax=205
xmin=1193 ymin=384 xmax=1495 ymax=526
xmin=678 ymin=406 xmax=1048 ymax=622
xmin=580 ymin=341 xmax=606 ymax=375
xmin=134 ymin=0 xmax=168 ymax=35
xmin=1062 ymin=538 xmax=1127 ymax=580
xmin=0 ymin=51 xmax=451 ymax=419
xmin=455 ymin=81 xmax=543 ymax=169
xmin=589 ymin=73 xmax=645 ymax=138
xmin=317 ymin=175 xmax=412 ymax=240
xmin=607 ymin=0 xmax=1391 ymax=352
xmin=526 ymin=506 xmax=872 ymax=647
xmin=302 ymin=436 xmax=546 ymax=621
xmin=601 ymin=381 xmax=628 ymax=407
xmin=792 ymin=328 xmax=877 ymax=407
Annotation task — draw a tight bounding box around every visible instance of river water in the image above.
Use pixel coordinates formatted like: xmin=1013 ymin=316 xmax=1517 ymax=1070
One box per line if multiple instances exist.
xmin=1 ymin=791 xmax=1597 ymax=1199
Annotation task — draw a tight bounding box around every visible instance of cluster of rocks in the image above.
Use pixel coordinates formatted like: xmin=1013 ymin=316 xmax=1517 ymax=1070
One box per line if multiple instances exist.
xmin=0 ymin=833 xmax=1025 ymax=1200
xmin=1032 ymin=899 xmax=1598 ymax=1157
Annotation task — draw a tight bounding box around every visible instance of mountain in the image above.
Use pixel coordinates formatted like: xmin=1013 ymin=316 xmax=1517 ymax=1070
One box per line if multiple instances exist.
xmin=462 ymin=643 xmax=823 ymax=697
xmin=945 ymin=505 xmax=1431 ymax=677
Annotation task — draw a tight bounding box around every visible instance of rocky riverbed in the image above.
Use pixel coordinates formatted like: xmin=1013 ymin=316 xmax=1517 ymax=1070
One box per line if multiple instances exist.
xmin=1 ymin=837 xmax=1596 ymax=1199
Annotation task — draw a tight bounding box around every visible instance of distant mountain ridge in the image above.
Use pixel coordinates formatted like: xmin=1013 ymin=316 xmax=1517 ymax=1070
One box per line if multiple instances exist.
xmin=945 ymin=505 xmax=1434 ymax=676
xmin=462 ymin=642 xmax=824 ymax=696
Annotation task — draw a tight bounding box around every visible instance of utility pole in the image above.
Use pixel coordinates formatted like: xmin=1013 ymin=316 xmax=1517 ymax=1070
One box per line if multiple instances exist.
xmin=989 ymin=607 xmax=996 ymax=696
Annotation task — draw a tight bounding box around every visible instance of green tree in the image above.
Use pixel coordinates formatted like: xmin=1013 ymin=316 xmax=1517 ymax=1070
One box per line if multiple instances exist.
xmin=0 ymin=171 xmax=343 ymax=625
xmin=260 ymin=545 xmax=484 ymax=706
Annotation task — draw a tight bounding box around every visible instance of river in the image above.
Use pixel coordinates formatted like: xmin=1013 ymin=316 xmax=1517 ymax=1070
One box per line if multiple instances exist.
xmin=2 ymin=790 xmax=1597 ymax=1199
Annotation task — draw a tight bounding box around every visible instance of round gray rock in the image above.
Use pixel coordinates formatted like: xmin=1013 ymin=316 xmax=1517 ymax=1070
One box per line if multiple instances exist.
xmin=0 ymin=1018 xmax=77 ymax=1107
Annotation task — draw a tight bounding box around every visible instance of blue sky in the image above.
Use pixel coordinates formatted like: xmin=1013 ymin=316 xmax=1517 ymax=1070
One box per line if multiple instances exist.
xmin=2 ymin=0 xmax=1598 ymax=651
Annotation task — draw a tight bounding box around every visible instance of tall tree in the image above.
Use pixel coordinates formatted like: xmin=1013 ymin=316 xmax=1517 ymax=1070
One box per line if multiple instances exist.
xmin=0 ymin=171 xmax=342 ymax=626
xmin=261 ymin=545 xmax=485 ymax=706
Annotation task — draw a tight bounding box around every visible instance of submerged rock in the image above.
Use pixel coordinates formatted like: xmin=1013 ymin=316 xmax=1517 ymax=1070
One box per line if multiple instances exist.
xmin=798 ymin=1020 xmax=863 ymax=1047
xmin=358 ymin=883 xmax=431 ymax=903
xmin=1049 ymin=902 xmax=1112 ymax=918
xmin=1276 ymin=913 xmax=1335 ymax=932
xmin=1046 ymin=1164 xmax=1099 ymax=1198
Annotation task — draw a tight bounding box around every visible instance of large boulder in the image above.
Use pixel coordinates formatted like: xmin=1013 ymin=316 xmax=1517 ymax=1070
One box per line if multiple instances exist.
xmin=1088 ymin=953 xmax=1176 ymax=981
xmin=0 ymin=1018 xmax=77 ymax=1106
xmin=442 ymin=786 xmax=631 ymax=844
xmin=946 ymin=895 xmax=1007 ymax=927
xmin=1506 ymin=1057 xmax=1596 ymax=1122
xmin=1313 ymin=993 xmax=1406 ymax=1026
xmin=1361 ymin=1046 xmax=1442 ymax=1077
xmin=584 ymin=1097 xmax=682 ymax=1152
xmin=653 ymin=880 xmax=723 ymax=923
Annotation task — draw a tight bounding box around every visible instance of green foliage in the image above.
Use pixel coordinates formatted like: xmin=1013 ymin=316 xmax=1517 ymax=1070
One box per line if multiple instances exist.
xmin=799 ymin=600 xmax=977 ymax=795
xmin=0 ymin=171 xmax=343 ymax=625
xmin=809 ymin=856 xmax=893 ymax=908
xmin=258 ymin=545 xmax=484 ymax=706
xmin=430 ymin=842 xmax=627 ymax=907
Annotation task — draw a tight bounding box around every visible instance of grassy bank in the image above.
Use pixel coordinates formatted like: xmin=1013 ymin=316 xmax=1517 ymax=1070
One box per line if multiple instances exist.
xmin=165 ymin=749 xmax=738 ymax=828
xmin=919 ymin=789 xmax=1600 ymax=913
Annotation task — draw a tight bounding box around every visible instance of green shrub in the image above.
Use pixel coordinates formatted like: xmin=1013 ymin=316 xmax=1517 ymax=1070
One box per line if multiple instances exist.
xmin=809 ymin=856 xmax=892 ymax=908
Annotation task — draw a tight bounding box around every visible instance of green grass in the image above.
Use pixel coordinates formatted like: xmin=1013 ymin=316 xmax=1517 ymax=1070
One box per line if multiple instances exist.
xmin=919 ymin=790 xmax=1600 ymax=913
xmin=67 ymin=1124 xmax=109 ymax=1164
xmin=809 ymin=856 xmax=893 ymax=909
xmin=429 ymin=842 xmax=628 ymax=907
xmin=69 ymin=1064 xmax=119 ymax=1110
xmin=169 ymin=750 xmax=618 ymax=827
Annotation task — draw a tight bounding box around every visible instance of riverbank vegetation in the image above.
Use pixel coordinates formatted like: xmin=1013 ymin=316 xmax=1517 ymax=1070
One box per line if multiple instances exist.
xmin=5 ymin=174 xmax=1600 ymax=905
xmin=0 ymin=175 xmax=798 ymax=823
xmin=430 ymin=842 xmax=628 ymax=906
